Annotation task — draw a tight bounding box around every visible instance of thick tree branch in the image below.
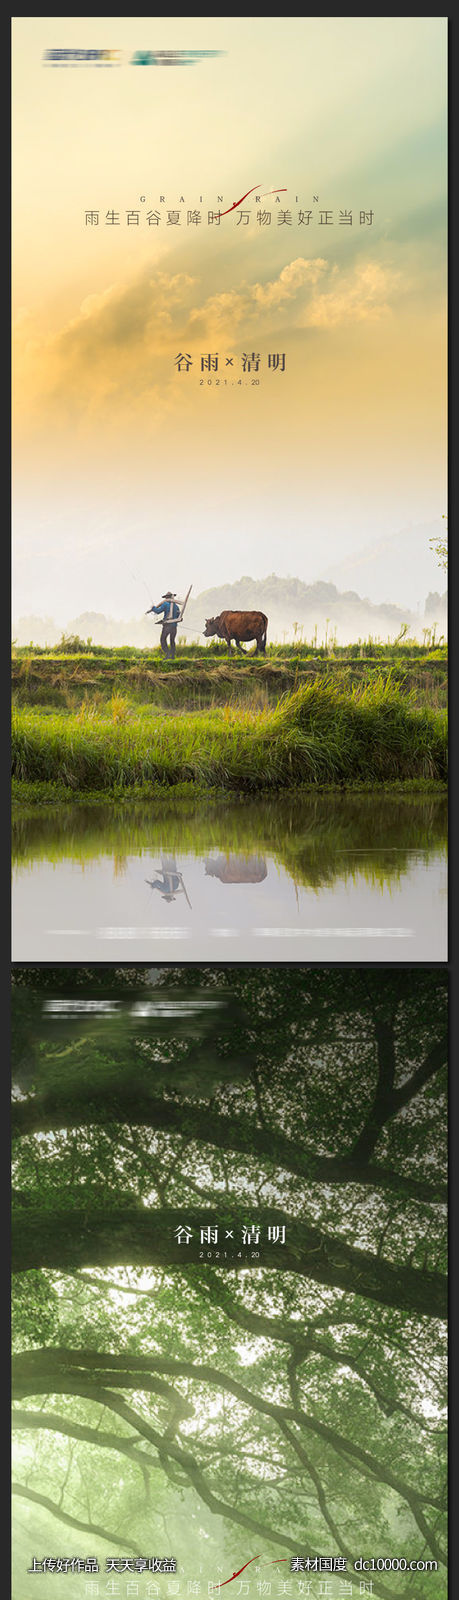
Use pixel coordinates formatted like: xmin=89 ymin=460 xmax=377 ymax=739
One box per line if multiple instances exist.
xmin=12 ymin=1407 xmax=156 ymax=1476
xmin=205 ymin=1274 xmax=444 ymax=1431
xmin=68 ymin=1267 xmax=444 ymax=1432
xmin=392 ymin=1037 xmax=448 ymax=1115
xmin=12 ymin=1483 xmax=138 ymax=1551
xmin=81 ymin=1387 xmax=299 ymax=1554
xmin=11 ymin=1094 xmax=446 ymax=1205
xmin=12 ymin=1207 xmax=446 ymax=1318
xmin=350 ymin=1017 xmax=397 ymax=1164
xmin=350 ymin=1032 xmax=447 ymax=1165
xmin=12 ymin=1350 xmax=444 ymax=1518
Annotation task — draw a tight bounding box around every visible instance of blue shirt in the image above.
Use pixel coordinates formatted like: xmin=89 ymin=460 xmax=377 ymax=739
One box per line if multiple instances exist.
xmin=151 ymin=600 xmax=180 ymax=620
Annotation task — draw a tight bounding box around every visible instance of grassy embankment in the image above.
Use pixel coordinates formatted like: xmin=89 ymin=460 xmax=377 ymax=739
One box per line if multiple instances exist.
xmin=12 ymin=641 xmax=448 ymax=711
xmin=12 ymin=674 xmax=447 ymax=799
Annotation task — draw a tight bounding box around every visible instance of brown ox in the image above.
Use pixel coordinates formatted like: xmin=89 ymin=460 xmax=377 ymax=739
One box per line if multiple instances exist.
xmin=204 ymin=854 xmax=268 ymax=883
xmin=203 ymin=609 xmax=268 ymax=653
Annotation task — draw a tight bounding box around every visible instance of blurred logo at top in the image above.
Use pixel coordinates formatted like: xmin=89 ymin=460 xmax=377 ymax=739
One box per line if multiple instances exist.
xmin=43 ymin=49 xmax=226 ymax=67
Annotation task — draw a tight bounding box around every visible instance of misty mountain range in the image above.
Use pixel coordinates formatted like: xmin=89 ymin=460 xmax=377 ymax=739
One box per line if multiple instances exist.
xmin=13 ymin=574 xmax=447 ymax=648
xmin=12 ymin=518 xmax=447 ymax=645
xmin=323 ymin=519 xmax=447 ymax=610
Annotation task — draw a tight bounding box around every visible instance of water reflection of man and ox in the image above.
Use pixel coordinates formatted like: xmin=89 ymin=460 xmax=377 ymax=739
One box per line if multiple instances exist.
xmin=146 ymin=853 xmax=269 ymax=906
xmin=11 ymin=795 xmax=447 ymax=960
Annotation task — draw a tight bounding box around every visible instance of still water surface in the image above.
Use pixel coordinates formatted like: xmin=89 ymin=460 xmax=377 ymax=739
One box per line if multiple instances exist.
xmin=12 ymin=794 xmax=447 ymax=962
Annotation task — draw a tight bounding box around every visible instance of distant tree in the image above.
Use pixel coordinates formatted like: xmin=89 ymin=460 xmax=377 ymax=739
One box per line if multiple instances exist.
xmin=55 ymin=632 xmax=94 ymax=653
xmin=425 ymin=592 xmax=446 ymax=617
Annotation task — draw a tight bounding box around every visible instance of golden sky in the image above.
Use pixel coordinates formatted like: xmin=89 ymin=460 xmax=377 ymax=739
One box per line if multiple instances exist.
xmin=12 ymin=16 xmax=447 ymax=619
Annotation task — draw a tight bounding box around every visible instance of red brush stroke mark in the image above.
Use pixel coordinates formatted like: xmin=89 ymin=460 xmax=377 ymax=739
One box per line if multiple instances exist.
xmin=217 ymin=186 xmax=286 ymax=216
xmin=211 ymin=1557 xmax=289 ymax=1588
xmin=210 ymin=1558 xmax=261 ymax=1588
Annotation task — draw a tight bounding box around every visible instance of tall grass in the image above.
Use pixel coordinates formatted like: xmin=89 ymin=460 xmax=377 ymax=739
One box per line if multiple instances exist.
xmin=11 ymin=649 xmax=447 ymax=713
xmin=12 ymin=679 xmax=447 ymax=794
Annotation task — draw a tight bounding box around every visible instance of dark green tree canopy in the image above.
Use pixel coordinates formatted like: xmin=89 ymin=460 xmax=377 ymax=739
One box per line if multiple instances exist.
xmin=12 ymin=967 xmax=447 ymax=1600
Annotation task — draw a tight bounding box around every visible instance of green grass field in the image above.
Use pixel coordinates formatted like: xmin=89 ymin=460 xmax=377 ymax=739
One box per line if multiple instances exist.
xmin=12 ymin=639 xmax=448 ymax=712
xmin=12 ymin=674 xmax=447 ymax=796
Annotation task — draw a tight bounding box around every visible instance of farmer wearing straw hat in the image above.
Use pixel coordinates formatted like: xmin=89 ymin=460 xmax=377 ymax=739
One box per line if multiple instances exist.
xmin=146 ymin=591 xmax=182 ymax=658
